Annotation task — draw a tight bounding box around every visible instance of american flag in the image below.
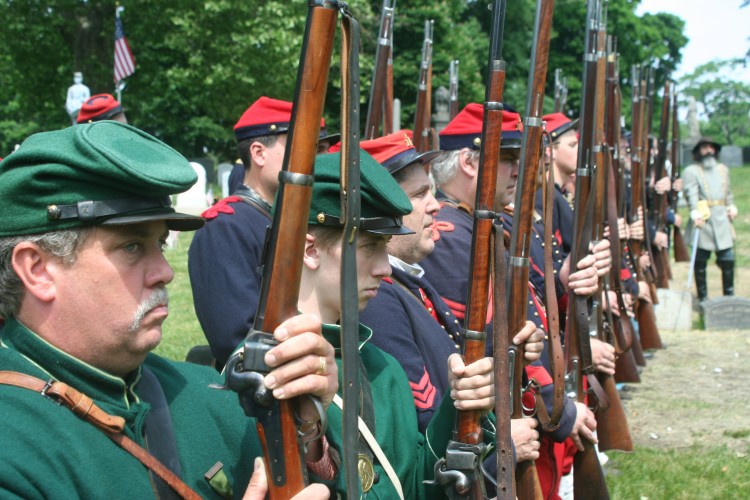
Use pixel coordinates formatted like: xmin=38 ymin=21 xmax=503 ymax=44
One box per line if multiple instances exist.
xmin=114 ymin=8 xmax=135 ymax=83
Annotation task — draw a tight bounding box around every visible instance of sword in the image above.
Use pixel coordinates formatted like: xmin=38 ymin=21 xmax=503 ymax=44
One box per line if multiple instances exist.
xmin=672 ymin=226 xmax=701 ymax=331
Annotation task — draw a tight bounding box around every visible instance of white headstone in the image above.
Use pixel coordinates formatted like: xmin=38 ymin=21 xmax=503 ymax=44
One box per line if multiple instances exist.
xmin=176 ymin=162 xmax=209 ymax=214
xmin=218 ymin=162 xmax=233 ymax=198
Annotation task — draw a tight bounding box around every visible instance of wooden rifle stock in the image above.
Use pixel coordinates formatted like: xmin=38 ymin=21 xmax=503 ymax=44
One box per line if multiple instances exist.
xmin=614 ymin=348 xmax=642 ymax=383
xmin=224 ymin=4 xmax=338 ymax=498
xmin=364 ymin=0 xmax=394 ymax=139
xmin=591 ymin=24 xmax=634 ymax=457
xmin=566 ymin=2 xmax=609 ymax=497
xmin=432 ymin=3 xmax=506 ymax=498
xmin=508 ymin=1 xmax=555 ymax=498
xmin=628 ymin=66 xmax=663 ymax=350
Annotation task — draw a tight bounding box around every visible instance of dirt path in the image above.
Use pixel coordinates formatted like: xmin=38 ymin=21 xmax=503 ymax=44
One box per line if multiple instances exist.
xmin=622 ymin=260 xmax=750 ymax=456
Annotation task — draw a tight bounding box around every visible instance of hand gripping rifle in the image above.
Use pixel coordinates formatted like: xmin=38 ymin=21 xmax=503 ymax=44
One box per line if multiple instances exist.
xmin=364 ymin=0 xmax=395 ymax=140
xmin=215 ymin=2 xmax=344 ymax=497
xmin=428 ymin=1 xmax=507 ymax=498
xmin=670 ymin=83 xmax=690 ymax=262
xmin=564 ymin=0 xmax=609 ymax=497
xmin=507 ymin=0 xmax=556 ymax=497
xmin=413 ymin=19 xmax=436 ymax=153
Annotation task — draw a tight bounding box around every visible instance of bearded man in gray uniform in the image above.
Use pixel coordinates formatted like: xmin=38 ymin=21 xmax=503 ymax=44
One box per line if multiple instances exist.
xmin=683 ymin=137 xmax=738 ymax=301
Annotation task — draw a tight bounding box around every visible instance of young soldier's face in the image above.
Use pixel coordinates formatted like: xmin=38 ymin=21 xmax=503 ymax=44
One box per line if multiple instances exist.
xmin=314 ymin=231 xmax=393 ymax=321
xmin=47 ymin=222 xmax=174 ymax=377
xmin=553 ymin=129 xmax=579 ymax=178
xmin=387 ymin=164 xmax=440 ymax=264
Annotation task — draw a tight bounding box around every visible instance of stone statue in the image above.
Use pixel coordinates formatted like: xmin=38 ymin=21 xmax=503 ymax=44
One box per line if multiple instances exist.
xmin=687 ymin=96 xmax=701 ymax=143
xmin=65 ymin=72 xmax=91 ymax=125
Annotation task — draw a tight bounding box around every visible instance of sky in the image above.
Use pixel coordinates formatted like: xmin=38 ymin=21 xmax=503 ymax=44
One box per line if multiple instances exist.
xmin=636 ymin=0 xmax=750 ymax=82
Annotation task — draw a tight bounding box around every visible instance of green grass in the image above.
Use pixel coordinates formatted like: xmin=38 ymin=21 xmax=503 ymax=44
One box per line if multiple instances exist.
xmin=606 ymin=446 xmax=750 ymax=499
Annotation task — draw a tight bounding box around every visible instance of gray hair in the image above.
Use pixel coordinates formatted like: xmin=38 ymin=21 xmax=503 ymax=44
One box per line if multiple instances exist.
xmin=0 ymin=228 xmax=91 ymax=319
xmin=430 ymin=149 xmax=482 ymax=189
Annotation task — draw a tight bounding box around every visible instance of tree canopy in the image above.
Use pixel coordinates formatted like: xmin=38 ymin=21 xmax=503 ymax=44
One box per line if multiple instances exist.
xmin=679 ymin=59 xmax=750 ymax=147
xmin=1 ymin=0 xmax=733 ymax=166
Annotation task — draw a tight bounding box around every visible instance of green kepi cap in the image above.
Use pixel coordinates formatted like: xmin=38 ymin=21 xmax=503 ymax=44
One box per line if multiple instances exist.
xmin=306 ymin=150 xmax=414 ymax=235
xmin=0 ymin=122 xmax=204 ymax=236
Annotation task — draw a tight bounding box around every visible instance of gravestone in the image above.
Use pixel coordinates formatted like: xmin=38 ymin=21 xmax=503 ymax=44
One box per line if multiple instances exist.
xmin=175 ymin=162 xmax=208 ymax=214
xmin=218 ymin=162 xmax=233 ymax=198
xmin=702 ymin=296 xmax=750 ymax=330
xmin=654 ymin=288 xmax=693 ymax=331
xmin=721 ymin=145 xmax=743 ymax=168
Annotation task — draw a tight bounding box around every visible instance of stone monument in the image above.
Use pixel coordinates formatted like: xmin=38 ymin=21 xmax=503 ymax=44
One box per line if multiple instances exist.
xmin=433 ymin=86 xmax=451 ymax=132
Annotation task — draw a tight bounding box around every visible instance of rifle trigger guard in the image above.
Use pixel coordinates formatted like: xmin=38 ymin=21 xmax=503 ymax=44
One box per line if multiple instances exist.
xmin=215 ymin=330 xmax=290 ymax=487
xmin=424 ymin=440 xmax=487 ymax=499
xmin=294 ymin=394 xmax=328 ymax=444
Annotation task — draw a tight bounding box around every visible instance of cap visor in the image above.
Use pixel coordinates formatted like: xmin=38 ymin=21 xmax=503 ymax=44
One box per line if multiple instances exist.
xmin=101 ymin=211 xmax=205 ymax=231
xmin=319 ymin=133 xmax=341 ymax=146
xmin=366 ymin=225 xmax=415 ymax=236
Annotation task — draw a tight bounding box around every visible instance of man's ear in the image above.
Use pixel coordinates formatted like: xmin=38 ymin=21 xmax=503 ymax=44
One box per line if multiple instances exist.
xmin=249 ymin=141 xmax=267 ymax=168
xmin=303 ymin=233 xmax=321 ymax=271
xmin=11 ymin=242 xmax=57 ymax=303
xmin=458 ymin=148 xmax=478 ymax=179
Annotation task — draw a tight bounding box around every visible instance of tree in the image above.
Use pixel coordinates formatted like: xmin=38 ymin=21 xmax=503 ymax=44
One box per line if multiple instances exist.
xmin=0 ymin=0 xmax=692 ymax=161
xmin=679 ymin=59 xmax=750 ymax=147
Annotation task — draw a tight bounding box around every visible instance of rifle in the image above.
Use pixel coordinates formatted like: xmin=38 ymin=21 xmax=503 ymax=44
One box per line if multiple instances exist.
xmin=629 ymin=65 xmax=663 ymax=351
xmin=220 ymin=3 xmax=340 ymax=497
xmin=604 ymin=42 xmax=642 ymax=383
xmin=565 ymin=1 xmax=609 ymax=497
xmin=670 ymin=83 xmax=690 ymax=262
xmin=649 ymin=80 xmax=673 ymax=289
xmin=413 ymin=19 xmax=436 ymax=152
xmin=507 ymin=0 xmax=556 ymax=497
xmin=449 ymin=59 xmax=460 ymax=120
xmin=364 ymin=0 xmax=395 ymax=140
xmin=429 ymin=2 xmax=507 ymax=498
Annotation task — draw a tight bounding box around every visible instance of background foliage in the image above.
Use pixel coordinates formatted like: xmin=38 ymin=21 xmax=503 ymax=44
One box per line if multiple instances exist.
xmin=1 ymin=0 xmax=745 ymax=164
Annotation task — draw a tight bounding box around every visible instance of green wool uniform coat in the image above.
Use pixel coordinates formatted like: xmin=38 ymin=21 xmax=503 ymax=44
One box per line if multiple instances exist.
xmin=321 ymin=323 xmax=459 ymax=499
xmin=0 ymin=318 xmax=259 ymax=499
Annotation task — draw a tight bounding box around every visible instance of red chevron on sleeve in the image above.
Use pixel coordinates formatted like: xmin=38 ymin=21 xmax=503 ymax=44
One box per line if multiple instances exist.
xmin=409 ymin=368 xmax=437 ymax=409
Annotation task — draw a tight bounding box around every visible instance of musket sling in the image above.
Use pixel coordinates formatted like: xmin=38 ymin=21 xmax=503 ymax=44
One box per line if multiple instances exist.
xmin=0 ymin=371 xmax=201 ymax=500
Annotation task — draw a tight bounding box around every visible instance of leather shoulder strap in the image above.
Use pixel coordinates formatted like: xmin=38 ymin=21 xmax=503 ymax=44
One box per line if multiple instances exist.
xmin=0 ymin=371 xmax=201 ymax=500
